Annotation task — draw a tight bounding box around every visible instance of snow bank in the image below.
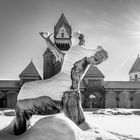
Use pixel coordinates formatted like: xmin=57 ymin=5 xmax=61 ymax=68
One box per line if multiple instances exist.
xmin=0 ymin=110 xmax=15 ymax=116
xmin=0 ymin=114 xmax=119 ymax=140
xmin=17 ymin=34 xmax=96 ymax=101
xmin=1 ymin=110 xmax=140 ymax=140
xmin=86 ymin=111 xmax=140 ymax=139
xmin=92 ymin=108 xmax=140 ymax=115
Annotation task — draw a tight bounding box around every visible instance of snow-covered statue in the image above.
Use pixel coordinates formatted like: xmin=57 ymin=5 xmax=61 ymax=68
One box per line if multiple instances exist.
xmin=12 ymin=32 xmax=108 ymax=135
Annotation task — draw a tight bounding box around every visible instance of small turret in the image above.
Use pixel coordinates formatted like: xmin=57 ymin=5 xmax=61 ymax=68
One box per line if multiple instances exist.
xmin=54 ymin=13 xmax=72 ymax=51
xmin=43 ymin=47 xmax=55 ymax=79
xmin=129 ymin=54 xmax=140 ymax=81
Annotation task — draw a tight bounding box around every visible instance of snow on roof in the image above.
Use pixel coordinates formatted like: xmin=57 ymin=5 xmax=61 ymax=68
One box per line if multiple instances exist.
xmin=0 ymin=80 xmax=20 ymax=88
xmin=19 ymin=61 xmax=41 ymax=78
xmin=105 ymin=81 xmax=140 ymax=89
xmin=129 ymin=55 xmax=140 ymax=74
xmin=85 ymin=65 xmax=104 ymax=77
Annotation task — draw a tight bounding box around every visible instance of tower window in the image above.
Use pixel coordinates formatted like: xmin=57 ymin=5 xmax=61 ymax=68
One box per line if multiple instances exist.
xmin=135 ymin=74 xmax=138 ymax=81
xmin=61 ymin=29 xmax=64 ymax=37
xmin=130 ymin=75 xmax=132 ymax=81
xmin=61 ymin=32 xmax=64 ymax=37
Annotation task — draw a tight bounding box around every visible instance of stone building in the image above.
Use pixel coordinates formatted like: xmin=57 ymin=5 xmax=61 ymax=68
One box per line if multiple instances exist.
xmin=80 ymin=55 xmax=140 ymax=109
xmin=0 ymin=13 xmax=71 ymax=108
xmin=1 ymin=13 xmax=140 ymax=109
xmin=54 ymin=13 xmax=72 ymax=51
xmin=0 ymin=61 xmax=42 ymax=108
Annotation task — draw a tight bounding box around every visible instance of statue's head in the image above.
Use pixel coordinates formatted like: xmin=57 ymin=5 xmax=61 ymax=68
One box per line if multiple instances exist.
xmin=72 ymin=31 xmax=85 ymax=46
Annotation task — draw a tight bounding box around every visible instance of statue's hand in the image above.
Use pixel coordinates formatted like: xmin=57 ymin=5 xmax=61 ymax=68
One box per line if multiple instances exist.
xmin=39 ymin=32 xmax=52 ymax=39
xmin=87 ymin=46 xmax=108 ymax=65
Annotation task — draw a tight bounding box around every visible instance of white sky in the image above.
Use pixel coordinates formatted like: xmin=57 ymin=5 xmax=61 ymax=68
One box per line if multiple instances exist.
xmin=0 ymin=0 xmax=140 ymax=81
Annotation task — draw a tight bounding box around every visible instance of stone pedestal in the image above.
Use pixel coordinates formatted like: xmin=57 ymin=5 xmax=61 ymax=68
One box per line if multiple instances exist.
xmin=62 ymin=90 xmax=85 ymax=125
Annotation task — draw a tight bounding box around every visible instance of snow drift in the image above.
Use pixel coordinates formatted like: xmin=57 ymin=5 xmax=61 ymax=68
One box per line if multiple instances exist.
xmin=0 ymin=114 xmax=119 ymax=140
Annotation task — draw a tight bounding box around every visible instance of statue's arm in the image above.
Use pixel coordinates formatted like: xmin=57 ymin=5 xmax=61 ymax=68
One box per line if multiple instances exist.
xmin=39 ymin=32 xmax=65 ymax=63
xmin=70 ymin=47 xmax=108 ymax=90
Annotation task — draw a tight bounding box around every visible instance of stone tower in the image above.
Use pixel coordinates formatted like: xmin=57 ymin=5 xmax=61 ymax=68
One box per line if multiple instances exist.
xmin=43 ymin=47 xmax=55 ymax=79
xmin=54 ymin=13 xmax=72 ymax=51
xmin=129 ymin=54 xmax=140 ymax=81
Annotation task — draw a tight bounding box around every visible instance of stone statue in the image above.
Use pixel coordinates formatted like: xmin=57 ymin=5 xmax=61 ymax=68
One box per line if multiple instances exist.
xmin=11 ymin=32 xmax=108 ymax=135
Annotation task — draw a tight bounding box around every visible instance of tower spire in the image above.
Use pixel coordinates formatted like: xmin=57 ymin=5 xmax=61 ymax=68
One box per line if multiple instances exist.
xmin=61 ymin=9 xmax=63 ymax=14
xmin=54 ymin=12 xmax=72 ymax=51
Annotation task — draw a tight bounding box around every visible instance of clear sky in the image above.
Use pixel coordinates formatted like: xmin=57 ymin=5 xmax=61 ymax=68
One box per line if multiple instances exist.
xmin=0 ymin=0 xmax=140 ymax=81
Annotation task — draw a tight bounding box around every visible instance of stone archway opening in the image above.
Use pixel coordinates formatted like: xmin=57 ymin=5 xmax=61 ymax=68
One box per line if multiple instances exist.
xmin=133 ymin=92 xmax=140 ymax=109
xmin=105 ymin=91 xmax=117 ymax=108
xmin=88 ymin=92 xmax=102 ymax=108
xmin=6 ymin=91 xmax=18 ymax=108
xmin=0 ymin=92 xmax=6 ymax=108
xmin=119 ymin=91 xmax=131 ymax=108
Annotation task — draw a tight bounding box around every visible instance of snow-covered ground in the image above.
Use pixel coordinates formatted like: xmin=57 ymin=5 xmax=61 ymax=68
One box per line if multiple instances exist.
xmin=86 ymin=109 xmax=140 ymax=139
xmin=0 ymin=108 xmax=140 ymax=140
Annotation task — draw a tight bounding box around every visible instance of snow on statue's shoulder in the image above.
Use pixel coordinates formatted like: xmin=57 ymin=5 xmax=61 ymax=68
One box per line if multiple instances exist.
xmin=17 ymin=34 xmax=95 ymax=101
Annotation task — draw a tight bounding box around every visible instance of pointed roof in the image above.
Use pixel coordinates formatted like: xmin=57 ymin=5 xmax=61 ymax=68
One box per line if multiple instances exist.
xmin=54 ymin=13 xmax=71 ymax=36
xmin=129 ymin=55 xmax=140 ymax=74
xmin=19 ymin=61 xmax=41 ymax=77
xmin=85 ymin=65 xmax=104 ymax=78
xmin=43 ymin=47 xmax=54 ymax=56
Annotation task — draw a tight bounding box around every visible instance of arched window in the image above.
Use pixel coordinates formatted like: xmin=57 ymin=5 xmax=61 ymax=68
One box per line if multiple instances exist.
xmin=130 ymin=75 xmax=132 ymax=81
xmin=61 ymin=32 xmax=64 ymax=37
xmin=135 ymin=74 xmax=138 ymax=81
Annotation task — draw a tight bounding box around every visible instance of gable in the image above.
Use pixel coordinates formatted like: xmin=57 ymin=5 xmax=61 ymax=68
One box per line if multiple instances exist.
xmin=129 ymin=56 xmax=140 ymax=74
xmin=56 ymin=26 xmax=70 ymax=38
xmin=19 ymin=61 xmax=41 ymax=78
xmin=85 ymin=65 xmax=104 ymax=78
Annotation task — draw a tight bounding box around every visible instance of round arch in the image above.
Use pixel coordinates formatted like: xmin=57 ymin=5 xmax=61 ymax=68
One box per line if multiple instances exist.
xmin=0 ymin=91 xmax=4 ymax=107
xmin=119 ymin=91 xmax=131 ymax=108
xmin=0 ymin=91 xmax=4 ymax=99
xmin=6 ymin=91 xmax=18 ymax=108
xmin=133 ymin=92 xmax=140 ymax=109
xmin=105 ymin=91 xmax=117 ymax=108
xmin=89 ymin=92 xmax=102 ymax=108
